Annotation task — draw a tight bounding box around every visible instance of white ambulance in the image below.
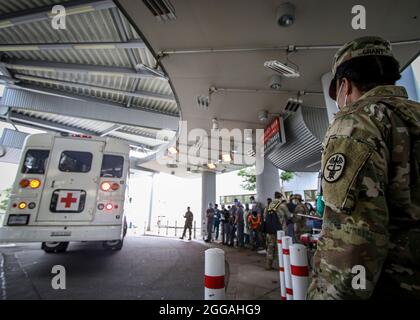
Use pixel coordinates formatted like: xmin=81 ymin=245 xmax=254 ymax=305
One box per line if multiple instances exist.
xmin=0 ymin=133 xmax=130 ymax=252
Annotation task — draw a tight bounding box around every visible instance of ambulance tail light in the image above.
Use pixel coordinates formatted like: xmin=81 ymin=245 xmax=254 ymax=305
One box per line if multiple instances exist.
xmin=105 ymin=203 xmax=113 ymax=211
xmin=111 ymin=183 xmax=120 ymax=191
xmin=100 ymin=182 xmax=120 ymax=192
xmin=29 ymin=179 xmax=41 ymax=189
xmin=101 ymin=182 xmax=111 ymax=191
xmin=19 ymin=179 xmax=30 ymax=188
xmin=19 ymin=179 xmax=41 ymax=189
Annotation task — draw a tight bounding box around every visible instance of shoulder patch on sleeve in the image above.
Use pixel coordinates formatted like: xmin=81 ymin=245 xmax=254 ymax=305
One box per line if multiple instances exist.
xmin=323 ymin=153 xmax=346 ymax=182
xmin=322 ymin=137 xmax=373 ymax=212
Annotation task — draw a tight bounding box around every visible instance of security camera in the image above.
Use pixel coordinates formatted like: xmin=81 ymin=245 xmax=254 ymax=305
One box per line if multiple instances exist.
xmin=276 ymin=2 xmax=296 ymax=27
xmin=269 ymin=75 xmax=282 ymax=90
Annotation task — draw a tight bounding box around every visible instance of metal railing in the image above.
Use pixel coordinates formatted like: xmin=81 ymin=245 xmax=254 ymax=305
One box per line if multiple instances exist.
xmin=153 ymin=220 xmax=200 ymax=239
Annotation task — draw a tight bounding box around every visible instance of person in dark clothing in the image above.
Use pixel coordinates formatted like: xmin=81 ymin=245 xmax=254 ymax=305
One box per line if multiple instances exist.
xmin=205 ymin=203 xmax=215 ymax=242
xmin=213 ymin=204 xmax=221 ymax=241
xmin=234 ymin=199 xmax=245 ymax=248
xmin=220 ymin=204 xmax=228 ymax=244
xmin=228 ymin=205 xmax=237 ymax=247
xmin=224 ymin=205 xmax=231 ymax=245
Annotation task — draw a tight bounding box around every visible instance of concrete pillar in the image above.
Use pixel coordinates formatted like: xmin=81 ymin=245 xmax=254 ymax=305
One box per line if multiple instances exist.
xmin=321 ymin=72 xmax=339 ymax=123
xmin=256 ymin=156 xmax=280 ymax=206
xmin=201 ymin=171 xmax=216 ymax=237
xmin=146 ymin=173 xmax=155 ymax=231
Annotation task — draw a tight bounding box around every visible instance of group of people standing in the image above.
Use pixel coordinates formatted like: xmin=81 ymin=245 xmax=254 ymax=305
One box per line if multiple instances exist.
xmin=203 ymin=193 xmax=315 ymax=271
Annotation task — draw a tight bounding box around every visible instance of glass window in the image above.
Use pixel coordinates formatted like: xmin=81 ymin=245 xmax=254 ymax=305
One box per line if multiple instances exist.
xmin=59 ymin=151 xmax=92 ymax=173
xmin=21 ymin=149 xmax=50 ymax=174
xmin=285 ymin=191 xmax=294 ymax=200
xmin=304 ymin=190 xmax=317 ymax=202
xmin=100 ymin=155 xmax=124 ymax=178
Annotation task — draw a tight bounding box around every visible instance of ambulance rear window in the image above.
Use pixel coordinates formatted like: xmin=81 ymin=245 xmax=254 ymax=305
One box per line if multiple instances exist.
xmin=101 ymin=155 xmax=124 ymax=178
xmin=21 ymin=149 xmax=50 ymax=174
xmin=59 ymin=151 xmax=92 ymax=173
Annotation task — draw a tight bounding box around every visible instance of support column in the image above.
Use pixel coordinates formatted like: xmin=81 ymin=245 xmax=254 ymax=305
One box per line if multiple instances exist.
xmin=201 ymin=171 xmax=216 ymax=238
xmin=256 ymin=156 xmax=280 ymax=206
xmin=321 ymin=72 xmax=339 ymax=123
xmin=146 ymin=173 xmax=155 ymax=231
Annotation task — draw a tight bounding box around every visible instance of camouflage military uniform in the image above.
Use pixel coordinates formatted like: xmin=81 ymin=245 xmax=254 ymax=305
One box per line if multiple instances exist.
xmin=266 ymin=199 xmax=290 ymax=269
xmin=307 ymin=37 xmax=420 ymax=299
xmin=181 ymin=210 xmax=193 ymax=239
xmin=293 ymin=201 xmax=307 ymax=243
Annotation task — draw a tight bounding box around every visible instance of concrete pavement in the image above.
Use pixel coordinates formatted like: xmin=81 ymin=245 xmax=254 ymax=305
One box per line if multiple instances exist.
xmin=0 ymin=235 xmax=281 ymax=300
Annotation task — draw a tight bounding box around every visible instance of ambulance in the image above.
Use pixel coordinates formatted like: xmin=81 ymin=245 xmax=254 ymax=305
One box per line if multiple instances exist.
xmin=0 ymin=133 xmax=130 ymax=252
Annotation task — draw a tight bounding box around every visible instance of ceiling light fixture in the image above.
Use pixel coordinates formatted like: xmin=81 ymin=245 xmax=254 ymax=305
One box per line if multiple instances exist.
xmin=168 ymin=146 xmax=178 ymax=154
xmin=207 ymin=163 xmax=216 ymax=170
xmin=211 ymin=118 xmax=219 ymax=131
xmin=222 ymin=154 xmax=232 ymax=162
xmin=285 ymin=97 xmax=303 ymax=112
xmin=276 ymin=2 xmax=296 ymax=27
xmin=269 ymin=75 xmax=282 ymax=90
xmin=197 ymin=95 xmax=210 ymax=110
xmin=143 ymin=0 xmax=177 ymax=22
xmin=264 ymin=60 xmax=300 ymax=78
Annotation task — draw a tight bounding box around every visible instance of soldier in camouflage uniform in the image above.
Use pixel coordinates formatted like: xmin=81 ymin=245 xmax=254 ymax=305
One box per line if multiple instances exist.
xmin=291 ymin=194 xmax=307 ymax=243
xmin=307 ymin=36 xmax=420 ymax=299
xmin=265 ymin=192 xmax=290 ymax=270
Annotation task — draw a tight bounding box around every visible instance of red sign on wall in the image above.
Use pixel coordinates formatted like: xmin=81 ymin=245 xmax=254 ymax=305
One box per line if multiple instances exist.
xmin=264 ymin=117 xmax=285 ymax=155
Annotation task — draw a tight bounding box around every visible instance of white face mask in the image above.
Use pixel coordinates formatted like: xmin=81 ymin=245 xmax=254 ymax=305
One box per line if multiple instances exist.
xmin=335 ymin=81 xmax=348 ymax=110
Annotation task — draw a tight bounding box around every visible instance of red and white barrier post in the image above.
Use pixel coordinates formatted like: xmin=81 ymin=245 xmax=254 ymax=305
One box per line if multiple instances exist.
xmin=282 ymin=236 xmax=294 ymax=300
xmin=290 ymin=244 xmax=309 ymax=300
xmin=204 ymin=248 xmax=225 ymax=300
xmin=276 ymin=230 xmax=286 ymax=301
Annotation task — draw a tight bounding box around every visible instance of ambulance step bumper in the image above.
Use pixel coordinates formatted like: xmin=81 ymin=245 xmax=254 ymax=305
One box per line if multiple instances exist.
xmin=0 ymin=225 xmax=123 ymax=242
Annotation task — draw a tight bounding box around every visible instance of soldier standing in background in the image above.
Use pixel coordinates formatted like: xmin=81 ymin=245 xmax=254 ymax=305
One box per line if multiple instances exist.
xmin=180 ymin=206 xmax=193 ymax=240
xmin=204 ymin=203 xmax=215 ymax=243
xmin=307 ymin=36 xmax=420 ymax=299
xmin=213 ymin=204 xmax=221 ymax=241
xmin=292 ymin=194 xmax=307 ymax=243
xmin=264 ymin=192 xmax=290 ymax=270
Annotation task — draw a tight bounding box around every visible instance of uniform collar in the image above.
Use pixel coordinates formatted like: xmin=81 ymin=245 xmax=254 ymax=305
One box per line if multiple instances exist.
xmin=358 ymin=85 xmax=408 ymax=100
xmin=338 ymin=85 xmax=408 ymax=114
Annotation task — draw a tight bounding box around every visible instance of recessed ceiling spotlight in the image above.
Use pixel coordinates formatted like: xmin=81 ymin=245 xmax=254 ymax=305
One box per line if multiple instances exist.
xmin=270 ymin=75 xmax=282 ymax=90
xmin=211 ymin=118 xmax=219 ymax=131
xmin=258 ymin=110 xmax=269 ymax=122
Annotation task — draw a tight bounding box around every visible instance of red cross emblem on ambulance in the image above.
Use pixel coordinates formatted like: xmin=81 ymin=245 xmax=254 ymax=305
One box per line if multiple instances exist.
xmin=56 ymin=190 xmax=82 ymax=211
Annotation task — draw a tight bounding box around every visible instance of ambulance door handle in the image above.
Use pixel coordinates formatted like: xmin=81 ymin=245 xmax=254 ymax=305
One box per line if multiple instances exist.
xmin=51 ymin=180 xmax=55 ymax=188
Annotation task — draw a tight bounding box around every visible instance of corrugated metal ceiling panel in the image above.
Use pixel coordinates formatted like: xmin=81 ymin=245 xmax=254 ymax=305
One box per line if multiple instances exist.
xmin=267 ymin=106 xmax=328 ymax=172
xmin=14 ymin=108 xmax=116 ymax=133
xmin=0 ymin=0 xmax=71 ymax=14
xmin=0 ymin=0 xmax=179 ymax=145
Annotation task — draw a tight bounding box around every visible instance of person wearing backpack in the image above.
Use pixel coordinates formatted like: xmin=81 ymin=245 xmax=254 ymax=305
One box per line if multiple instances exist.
xmin=264 ymin=191 xmax=290 ymax=270
xmin=307 ymin=36 xmax=420 ymax=299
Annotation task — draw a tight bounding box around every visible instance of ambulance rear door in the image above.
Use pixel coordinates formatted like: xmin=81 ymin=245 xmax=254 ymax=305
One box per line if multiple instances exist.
xmin=36 ymin=137 xmax=104 ymax=222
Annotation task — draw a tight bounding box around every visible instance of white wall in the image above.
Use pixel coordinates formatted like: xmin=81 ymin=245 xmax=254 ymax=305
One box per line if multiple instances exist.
xmin=216 ymin=170 xmax=250 ymax=198
xmin=283 ymin=171 xmax=318 ymax=198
